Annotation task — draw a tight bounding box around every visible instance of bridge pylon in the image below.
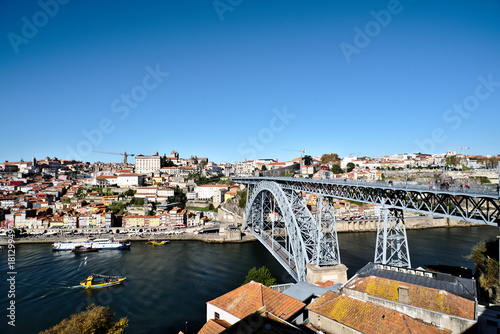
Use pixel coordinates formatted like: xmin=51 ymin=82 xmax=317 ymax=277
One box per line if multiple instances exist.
xmin=315 ymin=196 xmax=341 ymax=266
xmin=374 ymin=208 xmax=411 ymax=268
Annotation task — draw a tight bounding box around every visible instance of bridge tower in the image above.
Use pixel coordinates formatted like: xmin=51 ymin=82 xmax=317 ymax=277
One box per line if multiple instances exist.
xmin=374 ymin=208 xmax=411 ymax=268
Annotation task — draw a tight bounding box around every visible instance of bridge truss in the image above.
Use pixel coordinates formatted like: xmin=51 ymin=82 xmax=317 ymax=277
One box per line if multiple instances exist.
xmin=244 ymin=181 xmax=340 ymax=281
xmin=235 ymin=177 xmax=500 ymax=280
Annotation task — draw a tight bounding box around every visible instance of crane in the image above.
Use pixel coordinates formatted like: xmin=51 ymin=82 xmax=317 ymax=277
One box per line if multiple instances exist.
xmin=445 ymin=147 xmax=469 ymax=156
xmin=282 ymin=148 xmax=306 ymax=158
xmin=93 ymin=151 xmax=135 ymax=165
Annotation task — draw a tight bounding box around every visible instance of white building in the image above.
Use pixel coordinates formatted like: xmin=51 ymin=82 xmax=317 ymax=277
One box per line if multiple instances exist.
xmin=135 ymin=152 xmax=161 ymax=175
xmin=116 ymin=173 xmax=142 ymax=187
xmin=195 ymin=184 xmax=229 ymax=200
xmin=235 ymin=160 xmax=254 ymax=176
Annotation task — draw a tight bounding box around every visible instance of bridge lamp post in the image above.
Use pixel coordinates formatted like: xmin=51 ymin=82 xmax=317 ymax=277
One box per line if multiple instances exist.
xmin=405 ymin=166 xmax=408 ymax=187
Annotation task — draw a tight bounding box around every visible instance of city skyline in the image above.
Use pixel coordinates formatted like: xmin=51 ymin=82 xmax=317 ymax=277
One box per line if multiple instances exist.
xmin=1 ymin=0 xmax=499 ymax=164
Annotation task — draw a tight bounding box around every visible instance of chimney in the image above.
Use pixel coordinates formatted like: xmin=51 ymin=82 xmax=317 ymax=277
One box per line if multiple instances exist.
xmin=398 ymin=286 xmax=409 ymax=304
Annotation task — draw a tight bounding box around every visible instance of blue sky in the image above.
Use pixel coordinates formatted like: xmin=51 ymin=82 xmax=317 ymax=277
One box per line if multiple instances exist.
xmin=1 ymin=0 xmax=499 ymax=164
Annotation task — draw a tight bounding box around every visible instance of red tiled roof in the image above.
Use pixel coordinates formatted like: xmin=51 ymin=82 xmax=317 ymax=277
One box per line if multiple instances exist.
xmin=344 ymin=276 xmax=475 ymax=320
xmin=198 ymin=319 xmax=231 ymax=334
xmin=308 ymin=291 xmax=451 ymax=334
xmin=198 ymin=184 xmax=229 ymax=188
xmin=207 ymin=281 xmax=305 ymax=321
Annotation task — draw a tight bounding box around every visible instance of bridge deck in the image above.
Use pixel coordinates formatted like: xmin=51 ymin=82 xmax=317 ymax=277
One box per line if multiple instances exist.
xmin=255 ymin=230 xmax=297 ymax=275
xmin=235 ymin=177 xmax=500 ymax=225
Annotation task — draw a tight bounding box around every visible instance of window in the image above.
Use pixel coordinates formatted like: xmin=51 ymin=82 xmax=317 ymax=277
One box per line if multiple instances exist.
xmin=214 ymin=312 xmax=220 ymax=320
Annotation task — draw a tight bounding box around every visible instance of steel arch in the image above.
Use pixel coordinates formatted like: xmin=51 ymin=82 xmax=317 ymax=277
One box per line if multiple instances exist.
xmin=244 ymin=181 xmax=340 ymax=281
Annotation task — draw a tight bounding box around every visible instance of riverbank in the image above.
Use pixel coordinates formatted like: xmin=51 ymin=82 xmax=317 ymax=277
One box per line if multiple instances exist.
xmin=335 ymin=216 xmax=483 ymax=233
xmin=0 ymin=233 xmax=257 ymax=246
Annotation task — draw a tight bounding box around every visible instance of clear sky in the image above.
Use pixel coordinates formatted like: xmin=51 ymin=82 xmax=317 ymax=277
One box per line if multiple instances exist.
xmin=1 ymin=0 xmax=499 ymax=164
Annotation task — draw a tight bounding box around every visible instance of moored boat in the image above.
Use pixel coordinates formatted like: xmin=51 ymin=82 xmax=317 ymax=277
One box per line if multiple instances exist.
xmin=145 ymin=240 xmax=169 ymax=245
xmin=80 ymin=274 xmax=126 ymax=289
xmin=53 ymin=238 xmax=130 ymax=251
xmin=72 ymin=245 xmax=99 ymax=253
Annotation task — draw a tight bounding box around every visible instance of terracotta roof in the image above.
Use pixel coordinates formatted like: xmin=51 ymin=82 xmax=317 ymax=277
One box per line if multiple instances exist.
xmin=198 ymin=184 xmax=229 ymax=188
xmin=308 ymin=291 xmax=451 ymax=334
xmin=96 ymin=175 xmax=117 ymax=180
xmin=198 ymin=319 xmax=231 ymax=334
xmin=314 ymin=280 xmax=335 ymax=288
xmin=207 ymin=281 xmax=305 ymax=321
xmin=345 ymin=275 xmax=475 ymax=320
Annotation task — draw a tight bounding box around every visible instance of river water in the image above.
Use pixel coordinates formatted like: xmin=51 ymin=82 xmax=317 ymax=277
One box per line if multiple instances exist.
xmin=1 ymin=226 xmax=499 ymax=334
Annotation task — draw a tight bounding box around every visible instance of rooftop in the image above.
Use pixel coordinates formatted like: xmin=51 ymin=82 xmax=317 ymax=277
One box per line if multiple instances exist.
xmin=308 ymin=291 xmax=451 ymax=334
xmin=207 ymin=281 xmax=305 ymax=321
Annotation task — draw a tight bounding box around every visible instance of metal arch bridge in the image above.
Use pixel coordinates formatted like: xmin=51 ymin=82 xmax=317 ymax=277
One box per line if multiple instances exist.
xmin=233 ymin=176 xmax=500 ymax=282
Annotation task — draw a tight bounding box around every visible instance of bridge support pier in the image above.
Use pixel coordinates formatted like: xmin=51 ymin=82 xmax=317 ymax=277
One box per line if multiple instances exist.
xmin=315 ymin=196 xmax=341 ymax=265
xmin=374 ymin=208 xmax=411 ymax=268
xmin=306 ymin=263 xmax=348 ymax=285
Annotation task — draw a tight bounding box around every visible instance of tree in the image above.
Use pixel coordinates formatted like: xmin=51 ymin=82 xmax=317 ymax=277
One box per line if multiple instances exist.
xmin=303 ymin=155 xmax=313 ymax=166
xmin=243 ymin=266 xmax=277 ymax=286
xmin=331 ymin=164 xmax=343 ymax=174
xmin=39 ymin=304 xmax=128 ymax=334
xmin=469 ymin=240 xmax=499 ymax=302
xmin=261 ymin=165 xmax=267 ymax=171
xmin=238 ymin=189 xmax=247 ymax=208
xmin=320 ymin=153 xmax=340 ymax=166
xmin=346 ymin=162 xmax=355 ymax=173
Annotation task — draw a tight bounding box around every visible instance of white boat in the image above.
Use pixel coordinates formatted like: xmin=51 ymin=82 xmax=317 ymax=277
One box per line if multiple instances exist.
xmin=52 ymin=238 xmax=130 ymax=251
xmin=52 ymin=239 xmax=91 ymax=251
xmin=89 ymin=238 xmax=131 ymax=250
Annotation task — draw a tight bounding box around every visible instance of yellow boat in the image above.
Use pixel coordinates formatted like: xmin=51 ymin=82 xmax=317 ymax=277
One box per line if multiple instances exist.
xmin=145 ymin=240 xmax=169 ymax=245
xmin=80 ymin=274 xmax=126 ymax=289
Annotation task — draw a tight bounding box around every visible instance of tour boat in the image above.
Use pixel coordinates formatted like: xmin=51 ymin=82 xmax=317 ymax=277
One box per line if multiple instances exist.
xmin=80 ymin=274 xmax=126 ymax=289
xmin=145 ymin=240 xmax=169 ymax=245
xmin=53 ymin=238 xmax=131 ymax=251
xmin=72 ymin=245 xmax=99 ymax=253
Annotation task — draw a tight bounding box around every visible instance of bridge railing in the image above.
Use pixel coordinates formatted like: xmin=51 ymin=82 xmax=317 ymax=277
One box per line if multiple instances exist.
xmin=333 ymin=178 xmax=498 ymax=196
xmin=236 ymin=176 xmax=499 ymax=197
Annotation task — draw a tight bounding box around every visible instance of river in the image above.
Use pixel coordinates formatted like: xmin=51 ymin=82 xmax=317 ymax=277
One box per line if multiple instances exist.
xmin=1 ymin=226 xmax=499 ymax=334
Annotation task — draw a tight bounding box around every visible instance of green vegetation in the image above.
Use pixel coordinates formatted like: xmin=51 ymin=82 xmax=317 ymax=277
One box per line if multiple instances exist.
xmin=469 ymin=240 xmax=499 ymax=302
xmin=122 ymin=189 xmax=136 ymax=197
xmin=477 ymin=176 xmax=491 ymax=184
xmin=346 ymin=162 xmax=355 ymax=173
xmin=186 ymin=206 xmax=217 ymax=212
xmin=39 ymin=304 xmax=128 ymax=334
xmin=107 ymin=201 xmax=127 ymax=214
xmin=130 ymin=197 xmax=145 ymax=206
xmin=261 ymin=165 xmax=267 ymax=171
xmin=168 ymin=186 xmax=187 ymax=204
xmin=62 ymin=198 xmax=71 ymax=204
xmin=161 ymin=154 xmax=176 ymax=167
xmin=243 ymin=266 xmax=277 ymax=286
xmin=238 ymin=189 xmax=247 ymax=208
xmin=330 ymin=164 xmax=343 ymax=174
xmin=187 ymin=174 xmax=225 ymax=186
xmin=303 ymin=155 xmax=313 ymax=166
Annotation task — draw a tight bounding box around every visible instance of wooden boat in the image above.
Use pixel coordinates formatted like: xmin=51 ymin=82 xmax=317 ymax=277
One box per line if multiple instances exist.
xmin=145 ymin=240 xmax=169 ymax=246
xmin=72 ymin=245 xmax=99 ymax=253
xmin=80 ymin=274 xmax=126 ymax=289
